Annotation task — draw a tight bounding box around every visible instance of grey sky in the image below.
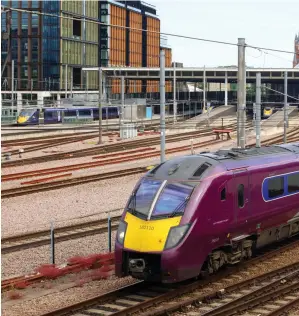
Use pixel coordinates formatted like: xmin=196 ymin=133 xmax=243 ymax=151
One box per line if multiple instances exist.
xmin=150 ymin=0 xmax=298 ymax=68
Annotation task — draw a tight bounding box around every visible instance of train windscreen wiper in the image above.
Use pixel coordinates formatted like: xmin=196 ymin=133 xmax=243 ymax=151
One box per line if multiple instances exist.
xmin=168 ymin=188 xmax=194 ymax=218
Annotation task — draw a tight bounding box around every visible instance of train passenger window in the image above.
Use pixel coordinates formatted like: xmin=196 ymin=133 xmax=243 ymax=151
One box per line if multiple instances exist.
xmin=64 ymin=110 xmax=77 ymax=117
xmin=288 ymin=173 xmax=299 ymax=193
xmin=268 ymin=177 xmax=284 ymax=198
xmin=221 ymin=188 xmax=226 ymax=201
xmin=79 ymin=109 xmax=91 ymax=116
xmin=238 ymin=184 xmax=244 ymax=208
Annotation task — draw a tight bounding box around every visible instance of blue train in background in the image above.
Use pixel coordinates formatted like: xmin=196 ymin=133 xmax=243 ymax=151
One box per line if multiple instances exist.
xmin=16 ymin=106 xmax=119 ymax=125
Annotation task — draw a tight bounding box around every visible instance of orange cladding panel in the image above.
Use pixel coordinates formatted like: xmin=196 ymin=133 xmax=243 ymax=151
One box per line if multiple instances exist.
xmin=129 ymin=11 xmax=142 ymax=67
xmin=110 ymin=5 xmax=126 ymax=67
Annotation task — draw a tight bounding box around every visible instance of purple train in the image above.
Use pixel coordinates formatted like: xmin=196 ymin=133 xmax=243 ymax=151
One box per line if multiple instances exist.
xmin=115 ymin=143 xmax=299 ymax=283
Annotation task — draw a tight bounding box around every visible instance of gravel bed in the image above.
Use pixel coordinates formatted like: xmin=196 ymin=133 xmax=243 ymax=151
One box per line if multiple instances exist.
xmin=1 ymin=131 xmax=172 ymax=175
xmin=2 ymin=275 xmax=137 ymax=316
xmin=140 ymin=244 xmax=299 ymax=316
xmin=1 ymin=173 xmax=142 ymax=237
xmin=2 ymin=231 xmax=117 ymax=279
xmin=3 ymin=243 xmax=299 ymax=316
xmin=2 ymin=134 xmax=259 ymax=238
xmin=1 ymin=136 xmax=240 ymax=237
xmin=1 ymin=132 xmax=217 ymax=181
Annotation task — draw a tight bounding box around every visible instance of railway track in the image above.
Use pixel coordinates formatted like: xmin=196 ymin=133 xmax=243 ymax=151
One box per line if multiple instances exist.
xmin=1 ymin=129 xmax=212 ymax=167
xmin=1 ymin=214 xmax=122 ymax=254
xmin=1 ymin=137 xmax=226 ymax=198
xmin=1 ymin=166 xmax=148 ymax=199
xmin=2 ymin=136 xmax=220 ymax=183
xmin=1 ymin=115 xmax=192 ymax=150
xmin=1 ymin=123 xmax=241 ymax=168
xmin=39 ymin=237 xmax=299 ymax=316
xmin=2 ymin=129 xmax=298 ymax=198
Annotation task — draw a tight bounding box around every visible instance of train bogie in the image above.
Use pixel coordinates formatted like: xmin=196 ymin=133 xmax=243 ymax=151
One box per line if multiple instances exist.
xmin=115 ymin=143 xmax=299 ymax=283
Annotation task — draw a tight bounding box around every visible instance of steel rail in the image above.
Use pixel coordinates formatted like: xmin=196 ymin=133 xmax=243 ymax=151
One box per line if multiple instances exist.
xmin=1 ymin=124 xmax=238 ymax=168
xmin=1 ymin=214 xmax=122 ymax=254
xmin=1 ymin=167 xmax=148 ymax=199
xmin=38 ymin=237 xmax=299 ymax=316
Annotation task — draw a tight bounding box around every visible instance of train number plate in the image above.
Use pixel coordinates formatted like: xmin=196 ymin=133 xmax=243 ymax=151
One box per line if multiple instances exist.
xmin=139 ymin=225 xmax=154 ymax=230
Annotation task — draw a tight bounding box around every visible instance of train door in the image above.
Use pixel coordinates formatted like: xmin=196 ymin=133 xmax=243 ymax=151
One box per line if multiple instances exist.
xmin=57 ymin=110 xmax=61 ymax=122
xmin=233 ymin=169 xmax=250 ymax=225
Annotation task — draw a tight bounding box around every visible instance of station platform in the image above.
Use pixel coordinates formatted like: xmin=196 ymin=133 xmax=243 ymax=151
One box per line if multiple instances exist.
xmin=262 ymin=106 xmax=298 ymax=128
xmin=175 ymin=105 xmax=236 ymax=130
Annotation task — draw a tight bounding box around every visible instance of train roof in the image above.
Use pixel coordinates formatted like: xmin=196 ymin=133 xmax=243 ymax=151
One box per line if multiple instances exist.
xmin=42 ymin=106 xmax=119 ymax=111
xmin=146 ymin=143 xmax=299 ymax=181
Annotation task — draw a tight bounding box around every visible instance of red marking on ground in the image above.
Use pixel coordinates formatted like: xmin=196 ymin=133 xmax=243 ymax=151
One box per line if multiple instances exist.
xmin=2 ymin=252 xmax=115 ymax=292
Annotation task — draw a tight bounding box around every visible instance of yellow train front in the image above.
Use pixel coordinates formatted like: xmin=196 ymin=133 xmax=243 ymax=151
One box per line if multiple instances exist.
xmin=262 ymin=106 xmax=273 ymax=119
xmin=114 ymin=157 xmax=209 ymax=283
xmin=17 ymin=108 xmax=40 ymax=125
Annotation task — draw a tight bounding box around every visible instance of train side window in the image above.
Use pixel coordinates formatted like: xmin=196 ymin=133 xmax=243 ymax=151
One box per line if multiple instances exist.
xmin=268 ymin=177 xmax=284 ymax=198
xmin=238 ymin=184 xmax=244 ymax=208
xmin=288 ymin=173 xmax=299 ymax=193
xmin=221 ymin=188 xmax=226 ymax=201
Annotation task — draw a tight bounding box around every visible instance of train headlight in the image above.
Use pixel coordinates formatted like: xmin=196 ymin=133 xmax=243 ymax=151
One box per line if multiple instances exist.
xmin=164 ymin=224 xmax=190 ymax=250
xmin=117 ymin=220 xmax=127 ymax=245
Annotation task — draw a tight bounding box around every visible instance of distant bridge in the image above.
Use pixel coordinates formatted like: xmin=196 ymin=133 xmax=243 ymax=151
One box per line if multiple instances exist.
xmin=100 ymin=67 xmax=299 ymax=83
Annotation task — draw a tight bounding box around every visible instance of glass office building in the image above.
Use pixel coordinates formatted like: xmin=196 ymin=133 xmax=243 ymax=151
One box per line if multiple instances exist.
xmin=1 ymin=0 xmax=99 ymax=91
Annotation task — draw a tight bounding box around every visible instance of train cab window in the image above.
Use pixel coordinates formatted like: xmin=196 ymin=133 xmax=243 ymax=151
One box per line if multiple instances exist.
xmin=288 ymin=173 xmax=299 ymax=193
xmin=221 ymin=188 xmax=226 ymax=201
xmin=268 ymin=177 xmax=284 ymax=198
xmin=238 ymin=184 xmax=244 ymax=208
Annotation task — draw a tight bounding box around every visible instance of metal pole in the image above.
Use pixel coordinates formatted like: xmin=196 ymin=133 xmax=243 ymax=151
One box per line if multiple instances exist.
xmin=222 ymin=117 xmax=224 ymax=140
xmin=11 ymin=59 xmax=14 ymax=110
xmin=108 ymin=213 xmax=112 ymax=252
xmin=256 ymin=72 xmax=261 ymax=148
xmin=190 ymin=138 xmax=194 ymax=155
xmin=173 ymin=62 xmax=177 ymax=123
xmin=203 ymin=65 xmax=206 ymax=112
xmin=237 ymin=38 xmax=246 ymax=148
xmin=98 ymin=68 xmax=103 ymax=144
xmin=31 ymin=78 xmax=33 ymax=100
xmin=86 ymin=71 xmax=89 ymax=101
xmin=65 ymin=64 xmax=68 ymax=99
xmin=50 ymin=221 xmax=55 ymax=264
xmin=160 ymin=50 xmax=166 ymax=163
xmin=225 ymin=71 xmax=228 ymax=106
xmin=120 ymin=76 xmax=124 ymax=132
xmin=70 ymin=72 xmax=73 ymax=98
xmin=284 ymin=71 xmax=288 ymax=143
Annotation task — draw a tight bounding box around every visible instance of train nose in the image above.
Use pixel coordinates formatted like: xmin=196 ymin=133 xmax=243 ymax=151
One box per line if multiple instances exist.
xmin=17 ymin=116 xmax=28 ymax=124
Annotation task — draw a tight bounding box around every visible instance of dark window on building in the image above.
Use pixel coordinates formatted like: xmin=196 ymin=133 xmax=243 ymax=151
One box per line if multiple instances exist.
xmin=221 ymin=188 xmax=226 ymax=201
xmin=288 ymin=173 xmax=299 ymax=193
xmin=193 ymin=163 xmax=211 ymax=177
xmin=268 ymin=177 xmax=284 ymax=198
xmin=238 ymin=184 xmax=244 ymax=208
xmin=73 ymin=68 xmax=81 ymax=86
xmin=73 ymin=20 xmax=81 ymax=37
